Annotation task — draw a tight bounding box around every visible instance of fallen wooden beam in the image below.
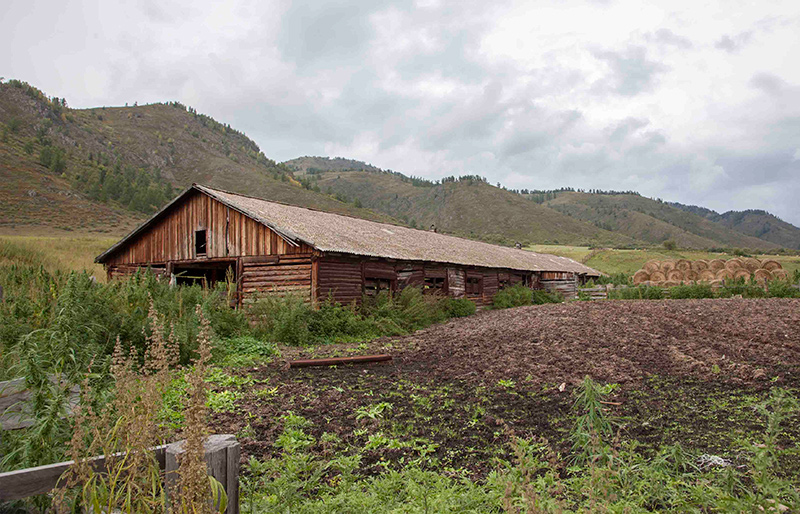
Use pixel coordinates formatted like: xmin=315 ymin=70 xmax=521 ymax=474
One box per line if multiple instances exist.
xmin=289 ymin=354 xmax=392 ymax=368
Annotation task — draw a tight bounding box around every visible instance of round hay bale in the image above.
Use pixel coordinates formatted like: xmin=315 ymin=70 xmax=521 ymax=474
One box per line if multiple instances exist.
xmin=715 ymin=269 xmax=733 ymax=281
xmin=663 ymin=280 xmax=680 ymax=287
xmin=684 ymin=270 xmax=699 ymax=282
xmin=675 ymin=259 xmax=692 ymax=272
xmin=660 ymin=260 xmax=676 ymax=273
xmin=733 ymin=269 xmax=751 ymax=281
xmin=743 ymin=258 xmax=761 ymax=272
xmin=642 ymin=281 xmax=653 ymax=287
xmin=708 ymin=259 xmax=726 ymax=272
xmin=771 ymin=269 xmax=788 ymax=280
xmin=709 ymin=279 xmax=724 ymax=289
xmin=725 ymin=259 xmax=744 ymax=272
xmin=691 ymin=260 xmax=709 ymax=272
xmin=699 ymin=270 xmax=716 ymax=282
xmin=649 ymin=271 xmax=666 ymax=283
xmin=632 ymin=270 xmax=650 ymax=285
xmin=753 ymin=269 xmax=773 ymax=283
xmin=643 ymin=260 xmax=661 ymax=273
xmin=667 ymin=270 xmax=684 ymax=282
xmin=761 ymin=259 xmax=782 ymax=271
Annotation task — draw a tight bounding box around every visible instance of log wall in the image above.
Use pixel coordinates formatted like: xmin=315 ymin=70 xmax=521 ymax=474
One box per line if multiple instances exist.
xmin=241 ymin=255 xmax=313 ymax=302
xmin=317 ymin=256 xmax=543 ymax=308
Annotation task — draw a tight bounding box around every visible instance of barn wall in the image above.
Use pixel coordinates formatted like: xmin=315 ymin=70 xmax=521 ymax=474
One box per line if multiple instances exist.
xmin=104 ymin=190 xmax=313 ymax=266
xmin=317 ymin=256 xmax=547 ymax=308
xmin=240 ymin=255 xmax=313 ymax=303
xmin=541 ymin=272 xmax=578 ymax=300
xmin=107 ymin=264 xmax=167 ymax=281
xmin=318 ymin=257 xmax=363 ymax=305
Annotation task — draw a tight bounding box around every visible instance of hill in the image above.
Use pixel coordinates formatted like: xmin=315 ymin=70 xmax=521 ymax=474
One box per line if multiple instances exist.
xmin=541 ymin=192 xmax=780 ymax=250
xmin=283 ymin=157 xmax=792 ymax=250
xmin=283 ymin=163 xmax=637 ymax=246
xmin=669 ymin=203 xmax=800 ymax=250
xmin=0 ymin=80 xmax=395 ymax=235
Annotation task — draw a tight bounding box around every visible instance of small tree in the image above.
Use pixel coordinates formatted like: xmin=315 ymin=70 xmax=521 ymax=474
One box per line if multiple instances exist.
xmin=663 ymin=240 xmax=677 ymax=251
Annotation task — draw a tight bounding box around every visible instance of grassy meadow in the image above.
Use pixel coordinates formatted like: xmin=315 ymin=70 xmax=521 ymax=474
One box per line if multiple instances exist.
xmin=0 ymin=234 xmax=115 ymax=280
xmin=527 ymin=244 xmax=800 ymax=277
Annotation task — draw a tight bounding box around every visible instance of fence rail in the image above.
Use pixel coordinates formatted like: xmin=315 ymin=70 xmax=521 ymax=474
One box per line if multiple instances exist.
xmin=0 ymin=435 xmax=239 ymax=513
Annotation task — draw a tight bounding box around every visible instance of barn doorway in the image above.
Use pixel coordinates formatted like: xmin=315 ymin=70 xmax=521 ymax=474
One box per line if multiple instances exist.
xmin=173 ymin=260 xmax=237 ymax=288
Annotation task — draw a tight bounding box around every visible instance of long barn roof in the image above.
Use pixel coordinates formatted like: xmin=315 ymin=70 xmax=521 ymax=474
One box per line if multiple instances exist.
xmin=97 ymin=184 xmax=601 ymax=276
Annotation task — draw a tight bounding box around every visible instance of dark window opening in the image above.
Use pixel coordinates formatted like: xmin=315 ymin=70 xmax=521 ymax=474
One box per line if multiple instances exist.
xmin=466 ymin=276 xmax=482 ymax=295
xmin=423 ymin=276 xmax=445 ymax=292
xmin=364 ymin=277 xmax=394 ymax=297
xmin=195 ymin=229 xmax=207 ymax=256
xmin=173 ymin=263 xmax=235 ymax=289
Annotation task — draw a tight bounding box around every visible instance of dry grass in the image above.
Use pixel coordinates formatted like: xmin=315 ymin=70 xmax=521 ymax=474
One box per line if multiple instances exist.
xmin=0 ymin=235 xmax=114 ymax=280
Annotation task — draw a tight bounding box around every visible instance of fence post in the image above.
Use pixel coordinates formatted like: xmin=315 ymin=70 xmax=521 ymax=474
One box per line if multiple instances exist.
xmin=165 ymin=434 xmax=240 ymax=514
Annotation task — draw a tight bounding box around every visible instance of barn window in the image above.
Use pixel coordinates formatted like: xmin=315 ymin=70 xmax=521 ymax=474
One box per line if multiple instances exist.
xmin=465 ymin=276 xmax=482 ymax=295
xmin=195 ymin=229 xmax=207 ymax=256
xmin=423 ymin=276 xmax=445 ymax=292
xmin=364 ymin=277 xmax=393 ymax=296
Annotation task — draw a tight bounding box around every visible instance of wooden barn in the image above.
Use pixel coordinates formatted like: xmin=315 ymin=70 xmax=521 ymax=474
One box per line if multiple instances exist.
xmin=95 ymin=184 xmax=601 ymax=305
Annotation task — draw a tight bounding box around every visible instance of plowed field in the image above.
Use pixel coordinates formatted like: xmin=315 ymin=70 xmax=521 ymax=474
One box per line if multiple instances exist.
xmin=211 ymin=299 xmax=800 ymax=477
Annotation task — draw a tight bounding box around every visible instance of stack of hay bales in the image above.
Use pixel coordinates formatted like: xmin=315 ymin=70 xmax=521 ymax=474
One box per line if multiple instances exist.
xmin=632 ymin=258 xmax=785 ymax=287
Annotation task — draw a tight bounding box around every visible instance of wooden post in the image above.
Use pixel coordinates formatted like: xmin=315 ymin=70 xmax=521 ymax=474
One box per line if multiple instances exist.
xmin=165 ymin=434 xmax=240 ymax=514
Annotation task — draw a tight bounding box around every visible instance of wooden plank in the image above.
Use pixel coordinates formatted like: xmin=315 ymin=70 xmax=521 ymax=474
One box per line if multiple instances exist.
xmin=289 ymin=354 xmax=392 ymax=368
xmin=0 ymin=445 xmax=168 ymax=501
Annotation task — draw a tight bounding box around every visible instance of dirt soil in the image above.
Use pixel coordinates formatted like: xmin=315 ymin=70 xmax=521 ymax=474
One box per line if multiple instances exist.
xmin=211 ymin=299 xmax=800 ymax=477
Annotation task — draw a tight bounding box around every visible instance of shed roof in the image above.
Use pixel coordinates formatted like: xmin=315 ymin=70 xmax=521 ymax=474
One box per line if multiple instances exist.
xmin=97 ymin=184 xmax=601 ymax=276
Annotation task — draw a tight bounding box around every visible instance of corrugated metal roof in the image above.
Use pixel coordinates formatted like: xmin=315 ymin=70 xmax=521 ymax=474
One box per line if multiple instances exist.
xmin=194 ymin=184 xmax=601 ymax=276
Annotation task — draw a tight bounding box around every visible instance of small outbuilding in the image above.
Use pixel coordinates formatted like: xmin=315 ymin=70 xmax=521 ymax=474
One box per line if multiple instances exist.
xmin=95 ymin=184 xmax=601 ymax=305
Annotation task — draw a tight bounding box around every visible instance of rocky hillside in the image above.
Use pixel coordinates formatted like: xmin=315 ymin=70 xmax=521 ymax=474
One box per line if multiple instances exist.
xmin=0 ymin=80 xmax=394 ymax=235
xmin=285 ymin=158 xmax=796 ymax=250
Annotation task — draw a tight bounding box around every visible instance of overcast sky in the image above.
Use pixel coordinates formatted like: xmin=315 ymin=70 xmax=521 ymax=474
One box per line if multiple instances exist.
xmin=3 ymin=0 xmax=800 ymax=224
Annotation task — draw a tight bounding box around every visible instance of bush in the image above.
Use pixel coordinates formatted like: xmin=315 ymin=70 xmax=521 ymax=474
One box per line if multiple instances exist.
xmin=492 ymin=284 xmax=561 ymax=309
xmin=444 ymin=298 xmax=476 ymax=318
xmin=662 ymin=239 xmax=677 ymax=250
xmin=668 ymin=283 xmax=715 ymax=299
xmin=492 ymin=284 xmax=533 ymax=309
xmin=608 ymin=285 xmax=664 ymax=300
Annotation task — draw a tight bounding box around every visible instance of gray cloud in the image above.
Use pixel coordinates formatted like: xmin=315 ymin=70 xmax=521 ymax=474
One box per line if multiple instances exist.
xmin=2 ymin=0 xmax=799 ymax=226
xmin=715 ymin=31 xmax=753 ymax=53
xmin=646 ymin=28 xmax=693 ymax=49
xmin=591 ymin=46 xmax=667 ymax=96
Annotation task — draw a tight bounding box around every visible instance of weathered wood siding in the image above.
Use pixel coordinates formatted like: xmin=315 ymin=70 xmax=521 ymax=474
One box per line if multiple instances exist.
xmin=104 ymin=190 xmax=313 ymax=266
xmin=447 ymin=268 xmax=465 ymax=298
xmin=541 ymin=272 xmax=578 ymax=300
xmin=318 ymin=257 xmax=363 ymax=305
xmin=241 ymin=255 xmax=313 ymax=302
xmin=107 ymin=264 xmax=167 ymax=281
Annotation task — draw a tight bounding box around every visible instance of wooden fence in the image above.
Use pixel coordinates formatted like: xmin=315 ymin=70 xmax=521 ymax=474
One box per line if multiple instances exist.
xmin=0 ymin=377 xmax=80 ymax=430
xmin=0 ymin=434 xmax=240 ymax=513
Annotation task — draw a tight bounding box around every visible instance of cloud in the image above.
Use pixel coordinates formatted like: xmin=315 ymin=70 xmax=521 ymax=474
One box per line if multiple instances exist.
xmin=2 ymin=0 xmax=800 ymax=226
xmin=591 ymin=46 xmax=667 ymax=96
xmin=646 ymin=28 xmax=693 ymax=49
xmin=715 ymin=31 xmax=753 ymax=53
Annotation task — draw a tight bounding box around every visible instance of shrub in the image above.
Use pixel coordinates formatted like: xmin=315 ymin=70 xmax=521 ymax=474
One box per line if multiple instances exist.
xmin=492 ymin=285 xmax=562 ymax=309
xmin=532 ymin=289 xmax=562 ymax=305
xmin=492 ymin=284 xmax=533 ymax=309
xmin=663 ymin=239 xmax=677 ymax=250
xmin=668 ymin=283 xmax=715 ymax=299
xmin=608 ymin=285 xmax=664 ymax=300
xmin=444 ymin=298 xmax=476 ymax=318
